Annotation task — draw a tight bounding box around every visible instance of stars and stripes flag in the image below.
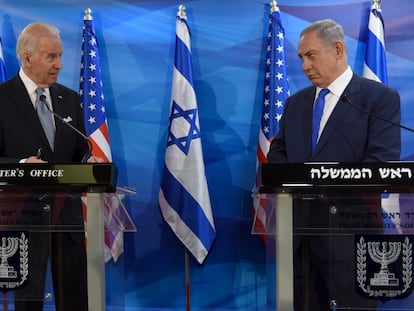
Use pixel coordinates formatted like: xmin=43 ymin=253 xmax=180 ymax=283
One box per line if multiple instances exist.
xmin=159 ymin=5 xmax=216 ymax=264
xmin=79 ymin=9 xmax=123 ymax=262
xmin=0 ymin=38 xmax=6 ymax=82
xmin=253 ymin=0 xmax=289 ymax=241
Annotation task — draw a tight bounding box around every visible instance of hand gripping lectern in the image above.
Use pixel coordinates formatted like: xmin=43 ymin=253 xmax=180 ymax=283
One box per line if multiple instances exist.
xmin=253 ymin=162 xmax=414 ymax=311
xmin=0 ymin=163 xmax=135 ymax=311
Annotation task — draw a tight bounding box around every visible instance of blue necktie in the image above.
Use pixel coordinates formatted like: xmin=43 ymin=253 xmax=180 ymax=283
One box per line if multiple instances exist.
xmin=311 ymin=88 xmax=329 ymax=153
xmin=35 ymin=88 xmax=55 ymax=150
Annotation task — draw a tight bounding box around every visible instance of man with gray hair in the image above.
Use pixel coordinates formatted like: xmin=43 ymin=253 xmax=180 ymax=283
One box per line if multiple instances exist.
xmin=0 ymin=22 xmax=102 ymax=310
xmin=268 ymin=19 xmax=400 ymax=310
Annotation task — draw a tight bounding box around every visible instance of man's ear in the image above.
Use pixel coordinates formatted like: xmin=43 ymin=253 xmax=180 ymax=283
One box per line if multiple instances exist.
xmin=22 ymin=52 xmax=31 ymax=67
xmin=334 ymin=40 xmax=345 ymax=59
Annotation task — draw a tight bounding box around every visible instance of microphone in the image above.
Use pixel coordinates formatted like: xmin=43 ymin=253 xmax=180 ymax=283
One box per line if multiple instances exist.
xmin=340 ymin=94 xmax=414 ymax=133
xmin=39 ymin=94 xmax=92 ymax=163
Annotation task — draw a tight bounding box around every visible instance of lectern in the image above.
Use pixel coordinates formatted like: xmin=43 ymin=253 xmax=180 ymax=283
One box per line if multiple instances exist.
xmin=0 ymin=163 xmax=134 ymax=311
xmin=253 ymin=162 xmax=414 ymax=311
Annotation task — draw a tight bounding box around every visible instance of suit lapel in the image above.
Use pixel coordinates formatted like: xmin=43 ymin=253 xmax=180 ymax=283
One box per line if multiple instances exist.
xmin=12 ymin=75 xmax=52 ymax=149
xmin=303 ymin=88 xmax=316 ymax=158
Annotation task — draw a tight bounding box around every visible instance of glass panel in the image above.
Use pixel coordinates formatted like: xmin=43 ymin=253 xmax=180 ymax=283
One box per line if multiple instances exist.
xmin=259 ymin=191 xmax=414 ymax=311
xmin=0 ymin=191 xmax=87 ymax=307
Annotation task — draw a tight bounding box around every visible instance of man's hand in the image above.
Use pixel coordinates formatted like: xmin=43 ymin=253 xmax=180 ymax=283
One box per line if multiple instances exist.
xmin=87 ymin=155 xmax=104 ymax=163
xmin=25 ymin=156 xmax=47 ymax=163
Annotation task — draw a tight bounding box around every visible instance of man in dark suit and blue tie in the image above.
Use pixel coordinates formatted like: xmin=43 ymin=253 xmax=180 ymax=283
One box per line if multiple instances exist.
xmin=267 ymin=19 xmax=401 ymax=310
xmin=0 ymin=22 xmax=103 ymax=310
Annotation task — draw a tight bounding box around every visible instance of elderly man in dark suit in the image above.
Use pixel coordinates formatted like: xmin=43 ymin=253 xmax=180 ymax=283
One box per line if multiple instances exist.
xmin=268 ymin=19 xmax=401 ymax=310
xmin=0 ymin=22 xmax=102 ymax=310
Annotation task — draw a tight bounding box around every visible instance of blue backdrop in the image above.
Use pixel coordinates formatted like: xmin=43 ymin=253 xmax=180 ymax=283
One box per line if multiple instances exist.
xmin=1 ymin=0 xmax=414 ymax=310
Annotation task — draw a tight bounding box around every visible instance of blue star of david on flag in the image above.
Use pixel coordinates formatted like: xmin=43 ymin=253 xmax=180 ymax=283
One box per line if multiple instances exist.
xmin=167 ymin=100 xmax=200 ymax=155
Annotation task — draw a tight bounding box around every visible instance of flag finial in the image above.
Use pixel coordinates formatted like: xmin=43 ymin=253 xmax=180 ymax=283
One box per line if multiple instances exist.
xmin=270 ymin=0 xmax=280 ymax=13
xmin=372 ymin=0 xmax=381 ymax=10
xmin=84 ymin=8 xmax=93 ymax=21
xmin=177 ymin=5 xmax=186 ymax=19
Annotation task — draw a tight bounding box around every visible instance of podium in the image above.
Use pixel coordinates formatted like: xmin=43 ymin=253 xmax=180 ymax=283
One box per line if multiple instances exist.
xmin=0 ymin=163 xmax=135 ymax=311
xmin=253 ymin=162 xmax=414 ymax=311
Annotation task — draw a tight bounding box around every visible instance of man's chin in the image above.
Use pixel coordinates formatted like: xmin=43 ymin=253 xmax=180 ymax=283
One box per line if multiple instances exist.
xmin=49 ymin=77 xmax=58 ymax=84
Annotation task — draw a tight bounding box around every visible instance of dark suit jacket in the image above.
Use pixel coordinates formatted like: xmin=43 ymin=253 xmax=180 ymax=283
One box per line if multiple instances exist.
xmin=0 ymin=73 xmax=89 ymax=163
xmin=268 ymin=73 xmax=401 ymax=163
xmin=266 ymin=74 xmax=401 ymax=308
xmin=0 ymin=74 xmax=89 ymax=309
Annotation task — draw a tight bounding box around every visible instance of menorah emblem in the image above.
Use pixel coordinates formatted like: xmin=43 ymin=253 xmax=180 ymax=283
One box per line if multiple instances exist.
xmin=368 ymin=241 xmax=401 ymax=286
xmin=356 ymin=235 xmax=413 ymax=301
xmin=0 ymin=236 xmax=19 ymax=278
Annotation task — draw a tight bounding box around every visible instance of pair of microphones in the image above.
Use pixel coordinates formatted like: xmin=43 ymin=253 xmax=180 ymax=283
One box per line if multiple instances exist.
xmin=38 ymin=94 xmax=92 ymax=163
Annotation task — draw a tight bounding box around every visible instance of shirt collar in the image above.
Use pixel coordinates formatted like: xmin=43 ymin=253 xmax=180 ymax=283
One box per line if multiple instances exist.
xmin=317 ymin=66 xmax=353 ymax=98
xmin=19 ymin=68 xmax=38 ymax=96
xmin=19 ymin=68 xmax=51 ymax=98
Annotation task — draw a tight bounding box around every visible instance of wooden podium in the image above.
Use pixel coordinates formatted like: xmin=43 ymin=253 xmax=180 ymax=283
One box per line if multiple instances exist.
xmin=0 ymin=163 xmax=133 ymax=311
xmin=253 ymin=162 xmax=414 ymax=311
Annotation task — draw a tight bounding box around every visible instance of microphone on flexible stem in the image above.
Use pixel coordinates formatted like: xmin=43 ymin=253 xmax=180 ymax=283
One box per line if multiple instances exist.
xmin=340 ymin=94 xmax=414 ymax=133
xmin=39 ymin=95 xmax=92 ymax=163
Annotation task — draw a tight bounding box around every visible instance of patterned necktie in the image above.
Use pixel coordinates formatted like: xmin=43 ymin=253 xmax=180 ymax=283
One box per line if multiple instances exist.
xmin=311 ymin=88 xmax=329 ymax=153
xmin=35 ymin=88 xmax=55 ymax=150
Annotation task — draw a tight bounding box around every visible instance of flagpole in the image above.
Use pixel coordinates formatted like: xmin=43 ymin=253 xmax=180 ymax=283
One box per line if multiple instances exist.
xmin=181 ymin=5 xmax=191 ymax=311
xmin=182 ymin=8 xmax=191 ymax=311
xmin=185 ymin=250 xmax=191 ymax=311
xmin=81 ymin=9 xmax=107 ymax=311
xmin=175 ymin=6 xmax=191 ymax=311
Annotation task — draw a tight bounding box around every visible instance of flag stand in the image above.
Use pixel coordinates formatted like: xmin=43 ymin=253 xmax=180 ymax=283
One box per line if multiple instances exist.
xmin=185 ymin=250 xmax=191 ymax=311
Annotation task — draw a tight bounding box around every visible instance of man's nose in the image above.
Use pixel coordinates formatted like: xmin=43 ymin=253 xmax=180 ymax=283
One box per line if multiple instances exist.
xmin=302 ymin=59 xmax=311 ymax=72
xmin=55 ymin=58 xmax=63 ymax=69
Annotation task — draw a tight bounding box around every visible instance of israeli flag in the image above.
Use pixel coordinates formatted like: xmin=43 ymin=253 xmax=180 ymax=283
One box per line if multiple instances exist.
xmin=363 ymin=2 xmax=388 ymax=84
xmin=159 ymin=6 xmax=216 ymax=264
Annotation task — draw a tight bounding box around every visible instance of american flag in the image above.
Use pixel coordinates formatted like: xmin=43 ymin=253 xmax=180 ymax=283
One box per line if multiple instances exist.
xmin=79 ymin=9 xmax=123 ymax=262
xmin=253 ymin=0 xmax=289 ymax=241
xmin=158 ymin=5 xmax=216 ymax=264
xmin=0 ymin=38 xmax=6 ymax=82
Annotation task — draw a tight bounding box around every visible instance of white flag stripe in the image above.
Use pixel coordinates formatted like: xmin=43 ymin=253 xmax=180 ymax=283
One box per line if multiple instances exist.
xmin=171 ymin=68 xmax=197 ymax=109
xmin=90 ymin=128 xmax=112 ymax=161
xmin=259 ymin=130 xmax=271 ymax=159
xmin=368 ymin=12 xmax=385 ymax=45
xmin=176 ymin=20 xmax=191 ymax=52
xmin=362 ymin=64 xmax=381 ymax=83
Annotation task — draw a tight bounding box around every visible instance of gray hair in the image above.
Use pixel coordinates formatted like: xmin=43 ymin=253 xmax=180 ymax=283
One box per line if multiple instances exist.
xmin=16 ymin=22 xmax=61 ymax=61
xmin=300 ymin=19 xmax=347 ymax=52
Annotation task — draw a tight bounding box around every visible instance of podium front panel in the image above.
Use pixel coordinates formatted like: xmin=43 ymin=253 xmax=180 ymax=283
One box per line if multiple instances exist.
xmin=0 ymin=191 xmax=87 ymax=307
xmin=258 ymin=191 xmax=414 ymax=311
xmin=254 ymin=162 xmax=414 ymax=311
xmin=0 ymin=163 xmax=118 ymax=310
